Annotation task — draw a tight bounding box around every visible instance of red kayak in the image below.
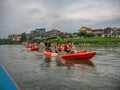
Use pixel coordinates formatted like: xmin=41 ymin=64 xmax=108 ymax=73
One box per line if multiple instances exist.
xmin=31 ymin=47 xmax=39 ymax=51
xmin=62 ymin=51 xmax=96 ymax=59
xmin=76 ymin=50 xmax=85 ymax=53
xmin=26 ymin=47 xmax=39 ymax=51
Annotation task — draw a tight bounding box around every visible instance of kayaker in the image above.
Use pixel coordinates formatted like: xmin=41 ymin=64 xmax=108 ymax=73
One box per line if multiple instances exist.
xmin=27 ymin=43 xmax=34 ymax=48
xmin=34 ymin=43 xmax=38 ymax=48
xmin=70 ymin=42 xmax=74 ymax=50
xmin=64 ymin=41 xmax=73 ymax=53
xmin=29 ymin=43 xmax=35 ymax=48
xmin=55 ymin=42 xmax=63 ymax=53
xmin=26 ymin=41 xmax=31 ymax=48
xmin=32 ymin=43 xmax=35 ymax=48
xmin=45 ymin=39 xmax=52 ymax=52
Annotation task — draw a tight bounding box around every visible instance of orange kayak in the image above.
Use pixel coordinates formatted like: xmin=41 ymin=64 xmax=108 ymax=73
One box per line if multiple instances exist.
xmin=43 ymin=51 xmax=58 ymax=57
xmin=62 ymin=51 xmax=96 ymax=59
xmin=43 ymin=51 xmax=51 ymax=57
xmin=43 ymin=50 xmax=85 ymax=57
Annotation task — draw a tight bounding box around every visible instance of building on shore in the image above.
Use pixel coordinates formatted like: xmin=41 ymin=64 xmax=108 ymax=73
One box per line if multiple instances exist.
xmin=102 ymin=27 xmax=120 ymax=37
xmin=44 ymin=29 xmax=61 ymax=38
xmin=8 ymin=34 xmax=21 ymax=41
xmin=79 ymin=26 xmax=120 ymax=38
xmin=31 ymin=28 xmax=46 ymax=38
xmin=92 ymin=29 xmax=103 ymax=37
xmin=79 ymin=26 xmax=92 ymax=33
xmin=112 ymin=28 xmax=120 ymax=37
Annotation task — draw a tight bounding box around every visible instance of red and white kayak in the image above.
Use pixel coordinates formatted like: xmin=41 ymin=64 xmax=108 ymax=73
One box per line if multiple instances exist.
xmin=62 ymin=51 xmax=96 ymax=60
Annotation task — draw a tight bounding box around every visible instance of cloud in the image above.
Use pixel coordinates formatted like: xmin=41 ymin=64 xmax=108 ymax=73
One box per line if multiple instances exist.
xmin=0 ymin=0 xmax=120 ymax=38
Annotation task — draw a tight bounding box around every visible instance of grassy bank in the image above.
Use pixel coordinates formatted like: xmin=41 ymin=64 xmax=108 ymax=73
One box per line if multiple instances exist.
xmin=49 ymin=37 xmax=120 ymax=44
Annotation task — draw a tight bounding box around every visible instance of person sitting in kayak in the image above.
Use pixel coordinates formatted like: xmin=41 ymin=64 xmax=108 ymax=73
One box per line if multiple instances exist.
xmin=26 ymin=42 xmax=35 ymax=48
xmin=45 ymin=40 xmax=52 ymax=52
xmin=55 ymin=42 xmax=63 ymax=53
xmin=64 ymin=41 xmax=73 ymax=53
xmin=31 ymin=43 xmax=35 ymax=48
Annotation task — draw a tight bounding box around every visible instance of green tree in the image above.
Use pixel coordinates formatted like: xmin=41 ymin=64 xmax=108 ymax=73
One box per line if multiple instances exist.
xmin=0 ymin=39 xmax=16 ymax=45
xmin=77 ymin=31 xmax=88 ymax=38
xmin=27 ymin=34 xmax=33 ymax=41
xmin=86 ymin=33 xmax=95 ymax=37
xmin=49 ymin=34 xmax=58 ymax=39
xmin=36 ymin=31 xmax=40 ymax=37
xmin=20 ymin=32 xmax=27 ymax=42
xmin=68 ymin=34 xmax=74 ymax=38
xmin=59 ymin=32 xmax=64 ymax=37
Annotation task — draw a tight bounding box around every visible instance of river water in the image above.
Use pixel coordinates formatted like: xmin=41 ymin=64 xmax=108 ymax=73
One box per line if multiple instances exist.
xmin=0 ymin=45 xmax=120 ymax=90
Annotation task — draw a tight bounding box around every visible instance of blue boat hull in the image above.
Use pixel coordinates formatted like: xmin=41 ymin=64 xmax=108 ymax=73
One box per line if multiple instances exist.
xmin=0 ymin=64 xmax=20 ymax=90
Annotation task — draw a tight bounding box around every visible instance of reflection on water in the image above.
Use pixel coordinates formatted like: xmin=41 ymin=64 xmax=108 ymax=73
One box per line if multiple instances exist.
xmin=54 ymin=52 xmax=95 ymax=70
xmin=55 ymin=54 xmax=95 ymax=70
xmin=63 ymin=59 xmax=94 ymax=70
xmin=0 ymin=45 xmax=120 ymax=90
xmin=42 ymin=56 xmax=51 ymax=67
xmin=44 ymin=56 xmax=51 ymax=62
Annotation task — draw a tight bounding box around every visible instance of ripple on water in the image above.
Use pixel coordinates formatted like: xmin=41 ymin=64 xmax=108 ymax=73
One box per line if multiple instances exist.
xmin=0 ymin=45 xmax=120 ymax=90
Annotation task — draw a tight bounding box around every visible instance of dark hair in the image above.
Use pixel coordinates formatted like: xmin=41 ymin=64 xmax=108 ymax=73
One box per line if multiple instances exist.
xmin=67 ymin=41 xmax=70 ymax=44
xmin=57 ymin=42 xmax=61 ymax=45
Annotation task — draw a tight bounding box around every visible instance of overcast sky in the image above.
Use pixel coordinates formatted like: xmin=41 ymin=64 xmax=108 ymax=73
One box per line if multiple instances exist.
xmin=0 ymin=0 xmax=120 ymax=38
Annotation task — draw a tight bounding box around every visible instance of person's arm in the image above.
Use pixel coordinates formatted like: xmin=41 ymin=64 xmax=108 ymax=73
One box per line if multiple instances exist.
xmin=49 ymin=43 xmax=51 ymax=47
xmin=45 ymin=42 xmax=47 ymax=47
xmin=54 ymin=45 xmax=58 ymax=53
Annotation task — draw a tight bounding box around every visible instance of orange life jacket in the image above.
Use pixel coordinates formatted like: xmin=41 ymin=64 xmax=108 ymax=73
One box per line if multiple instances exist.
xmin=64 ymin=44 xmax=71 ymax=50
xmin=31 ymin=43 xmax=35 ymax=48
xmin=28 ymin=43 xmax=34 ymax=48
xmin=69 ymin=44 xmax=73 ymax=50
xmin=26 ymin=43 xmax=31 ymax=48
xmin=57 ymin=45 xmax=62 ymax=51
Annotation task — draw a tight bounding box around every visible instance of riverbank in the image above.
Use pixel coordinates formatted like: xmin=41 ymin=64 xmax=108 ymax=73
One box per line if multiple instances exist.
xmin=0 ymin=39 xmax=21 ymax=45
xmin=1 ymin=37 xmax=120 ymax=46
xmin=49 ymin=37 xmax=120 ymax=45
